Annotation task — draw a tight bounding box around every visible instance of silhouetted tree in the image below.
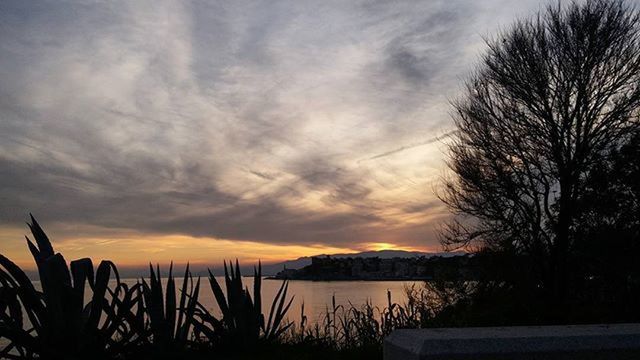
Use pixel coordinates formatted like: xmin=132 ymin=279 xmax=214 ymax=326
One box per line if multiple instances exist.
xmin=572 ymin=130 xmax=640 ymax=314
xmin=440 ymin=0 xmax=640 ymax=310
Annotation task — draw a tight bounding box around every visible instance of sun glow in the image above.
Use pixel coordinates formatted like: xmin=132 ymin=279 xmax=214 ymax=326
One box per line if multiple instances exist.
xmin=367 ymin=242 xmax=401 ymax=251
xmin=364 ymin=242 xmax=433 ymax=253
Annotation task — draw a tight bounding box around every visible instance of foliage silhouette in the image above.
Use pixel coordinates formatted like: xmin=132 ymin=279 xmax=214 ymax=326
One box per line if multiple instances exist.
xmin=191 ymin=260 xmax=294 ymax=349
xmin=0 ymin=218 xmax=305 ymax=359
xmin=440 ymin=0 xmax=640 ymax=316
xmin=138 ymin=262 xmax=201 ymax=355
xmin=0 ymin=215 xmax=140 ymax=360
xmin=2 ymin=218 xmax=442 ymax=359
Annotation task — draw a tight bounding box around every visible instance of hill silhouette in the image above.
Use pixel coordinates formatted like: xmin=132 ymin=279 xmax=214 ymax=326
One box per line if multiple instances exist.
xmin=260 ymin=249 xmax=466 ymax=276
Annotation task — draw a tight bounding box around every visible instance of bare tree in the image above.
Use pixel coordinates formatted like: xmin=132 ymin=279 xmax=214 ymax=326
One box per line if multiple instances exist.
xmin=440 ymin=0 xmax=640 ymax=304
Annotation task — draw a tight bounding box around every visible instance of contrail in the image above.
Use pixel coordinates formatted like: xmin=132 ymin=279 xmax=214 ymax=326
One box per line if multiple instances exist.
xmin=360 ymin=130 xmax=458 ymax=163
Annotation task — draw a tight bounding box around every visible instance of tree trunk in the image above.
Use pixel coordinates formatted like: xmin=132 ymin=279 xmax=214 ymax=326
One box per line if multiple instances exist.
xmin=552 ymin=178 xmax=574 ymax=320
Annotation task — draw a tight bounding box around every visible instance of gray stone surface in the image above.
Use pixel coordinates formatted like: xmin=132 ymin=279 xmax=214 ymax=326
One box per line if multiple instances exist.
xmin=384 ymin=324 xmax=640 ymax=360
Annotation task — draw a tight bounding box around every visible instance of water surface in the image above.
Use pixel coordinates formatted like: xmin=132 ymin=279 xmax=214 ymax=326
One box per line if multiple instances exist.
xmin=121 ymin=277 xmax=422 ymax=324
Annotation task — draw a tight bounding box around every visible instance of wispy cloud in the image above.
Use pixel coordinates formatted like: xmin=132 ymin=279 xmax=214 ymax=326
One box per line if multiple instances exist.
xmin=360 ymin=130 xmax=458 ymax=162
xmin=0 ymin=0 xmax=567 ymax=262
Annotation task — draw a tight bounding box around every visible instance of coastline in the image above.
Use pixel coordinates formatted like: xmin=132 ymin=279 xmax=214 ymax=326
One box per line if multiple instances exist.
xmin=264 ymin=276 xmax=433 ymax=281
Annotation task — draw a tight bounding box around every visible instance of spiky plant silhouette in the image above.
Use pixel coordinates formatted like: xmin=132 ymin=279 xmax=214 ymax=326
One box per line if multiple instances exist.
xmin=191 ymin=260 xmax=294 ymax=347
xmin=0 ymin=216 xmax=141 ymax=359
xmin=0 ymin=217 xmax=300 ymax=359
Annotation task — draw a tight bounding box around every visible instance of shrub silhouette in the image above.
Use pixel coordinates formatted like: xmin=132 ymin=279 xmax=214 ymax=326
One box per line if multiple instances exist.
xmin=0 ymin=216 xmax=138 ymax=359
xmin=0 ymin=217 xmax=297 ymax=359
xmin=0 ymin=217 xmax=445 ymax=360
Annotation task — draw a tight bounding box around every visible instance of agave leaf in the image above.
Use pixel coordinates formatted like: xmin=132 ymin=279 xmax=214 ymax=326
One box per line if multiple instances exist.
xmin=181 ymin=277 xmax=200 ymax=343
xmin=1 ymin=286 xmax=23 ymax=329
xmin=86 ymin=260 xmax=111 ymax=330
xmin=222 ymin=261 xmax=233 ymax=314
xmin=223 ymin=260 xmax=243 ymax=331
xmin=101 ymin=282 xmax=130 ymax=340
xmin=254 ymin=261 xmax=262 ymax=328
xmin=0 ymin=266 xmax=41 ymax=333
xmin=0 ymin=323 xmax=41 ymax=354
xmin=103 ymin=261 xmax=124 ymax=327
xmin=223 ymin=260 xmax=230 ymax=284
xmin=25 ymin=237 xmax=42 ymax=265
xmin=144 ymin=265 xmax=163 ymax=331
xmin=104 ymin=261 xmax=121 ymax=290
xmin=70 ymin=258 xmax=94 ymax=309
xmin=193 ymin=301 xmax=223 ymax=331
xmin=207 ymin=269 xmax=231 ymax=323
xmin=166 ymin=262 xmax=176 ymax=339
xmin=264 ymin=280 xmax=287 ymax=336
xmin=27 ymin=215 xmax=54 ymax=259
xmin=235 ymin=260 xmax=244 ymax=295
xmin=41 ymin=253 xmax=72 ymax=288
xmin=175 ymin=263 xmax=190 ymax=342
xmin=230 ymin=261 xmax=245 ymax=324
xmin=41 ymin=253 xmax=73 ymax=344
xmin=234 ymin=259 xmax=241 ymax=283
xmin=98 ymin=296 xmax=116 ymax=331
xmin=140 ymin=278 xmax=160 ymax=343
xmin=189 ymin=315 xmax=217 ymax=340
xmin=269 ymin=284 xmax=294 ymax=340
xmin=131 ymin=282 xmax=147 ymax=341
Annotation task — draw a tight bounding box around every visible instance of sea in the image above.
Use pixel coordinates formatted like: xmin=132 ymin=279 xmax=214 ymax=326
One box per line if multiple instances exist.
xmin=122 ymin=276 xmax=421 ymax=324
xmin=1 ymin=277 xmax=425 ymax=352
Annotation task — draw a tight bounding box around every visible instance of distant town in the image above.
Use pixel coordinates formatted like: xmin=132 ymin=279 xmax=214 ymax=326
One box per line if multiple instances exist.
xmin=270 ymin=253 xmax=478 ymax=281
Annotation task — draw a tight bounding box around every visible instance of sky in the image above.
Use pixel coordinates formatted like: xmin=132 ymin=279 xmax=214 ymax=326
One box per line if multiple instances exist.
xmin=0 ymin=0 xmax=568 ymax=268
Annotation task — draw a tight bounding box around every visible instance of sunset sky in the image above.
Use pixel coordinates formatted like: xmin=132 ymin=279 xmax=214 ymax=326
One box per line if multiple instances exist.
xmin=0 ymin=0 xmax=579 ymax=268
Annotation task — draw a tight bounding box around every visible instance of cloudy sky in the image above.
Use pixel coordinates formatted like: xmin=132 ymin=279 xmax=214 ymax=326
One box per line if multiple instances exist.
xmin=0 ymin=0 xmax=564 ymax=268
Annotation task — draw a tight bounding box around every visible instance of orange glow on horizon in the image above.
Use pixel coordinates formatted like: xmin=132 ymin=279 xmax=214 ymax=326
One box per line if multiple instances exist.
xmin=3 ymin=230 xmax=360 ymax=270
xmin=1 ymin=223 xmax=440 ymax=271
